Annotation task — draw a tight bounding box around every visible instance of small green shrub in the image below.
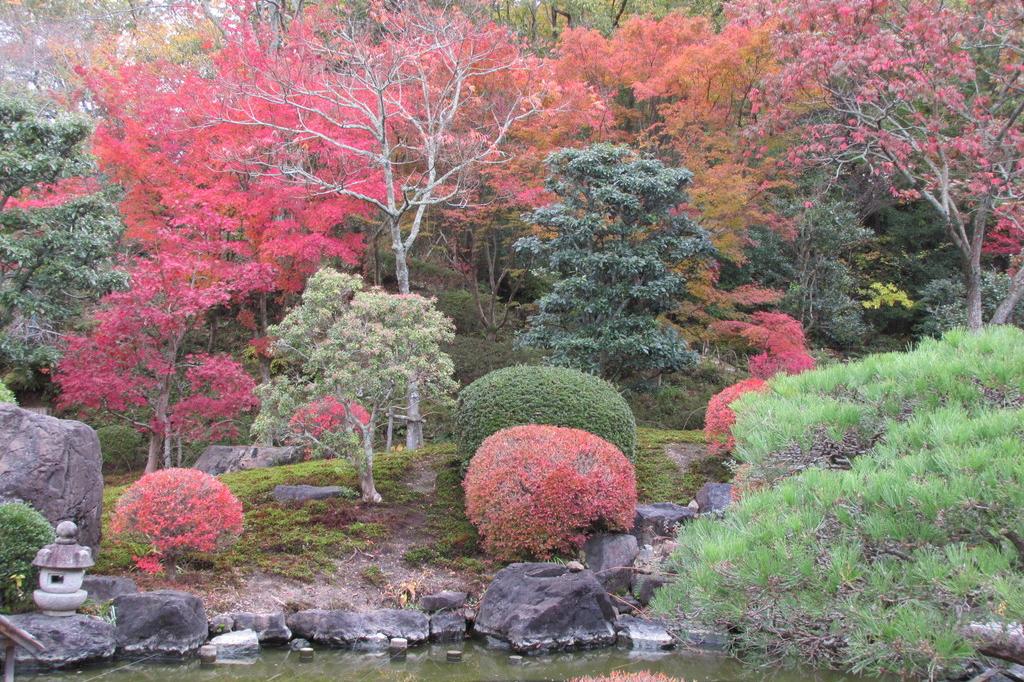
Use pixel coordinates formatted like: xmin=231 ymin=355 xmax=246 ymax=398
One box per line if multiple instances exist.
xmin=0 ymin=381 xmax=15 ymax=404
xmin=96 ymin=424 xmax=146 ymax=472
xmin=454 ymin=365 xmax=636 ymax=463
xmin=654 ymin=327 xmax=1024 ymax=678
xmin=0 ymin=503 xmax=54 ymax=611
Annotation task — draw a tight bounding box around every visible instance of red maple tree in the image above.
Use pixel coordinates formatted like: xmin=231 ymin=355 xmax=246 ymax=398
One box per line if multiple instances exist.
xmin=86 ymin=56 xmax=366 ymax=378
xmin=55 ymin=251 xmax=261 ymax=472
xmin=737 ymin=0 xmax=1024 ymax=328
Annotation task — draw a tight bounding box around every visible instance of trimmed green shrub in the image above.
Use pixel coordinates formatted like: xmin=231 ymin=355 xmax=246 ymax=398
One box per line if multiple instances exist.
xmin=0 ymin=381 xmax=15 ymax=404
xmin=96 ymin=424 xmax=146 ymax=472
xmin=654 ymin=327 xmax=1024 ymax=678
xmin=0 ymin=502 xmax=55 ymax=611
xmin=454 ymin=365 xmax=636 ymax=463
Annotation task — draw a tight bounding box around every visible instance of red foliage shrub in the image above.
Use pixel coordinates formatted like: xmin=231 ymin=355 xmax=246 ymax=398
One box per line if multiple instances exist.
xmin=572 ymin=673 xmax=683 ymax=682
xmin=111 ymin=468 xmax=243 ymax=577
xmin=712 ymin=311 xmax=815 ymax=379
xmin=704 ymin=378 xmax=768 ymax=454
xmin=463 ymin=425 xmax=637 ymax=561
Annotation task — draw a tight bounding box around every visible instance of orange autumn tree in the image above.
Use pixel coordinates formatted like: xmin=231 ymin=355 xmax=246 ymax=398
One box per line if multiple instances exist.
xmin=550 ymin=13 xmax=789 ymax=332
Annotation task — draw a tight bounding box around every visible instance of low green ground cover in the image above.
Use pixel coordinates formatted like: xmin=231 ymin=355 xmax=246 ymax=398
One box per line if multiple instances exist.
xmin=634 ymin=428 xmax=725 ymax=505
xmin=653 ymin=328 xmax=1024 ymax=679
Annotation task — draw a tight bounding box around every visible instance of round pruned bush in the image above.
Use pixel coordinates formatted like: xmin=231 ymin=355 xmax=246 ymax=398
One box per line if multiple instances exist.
xmin=464 ymin=425 xmax=637 ymax=560
xmin=112 ymin=468 xmax=243 ymax=579
xmin=454 ymin=365 xmax=637 ymax=465
xmin=96 ymin=424 xmax=146 ymax=472
xmin=0 ymin=502 xmax=54 ymax=610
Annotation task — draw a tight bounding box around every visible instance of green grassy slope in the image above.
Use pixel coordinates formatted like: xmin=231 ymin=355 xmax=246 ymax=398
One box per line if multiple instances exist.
xmin=654 ymin=328 xmax=1024 ymax=678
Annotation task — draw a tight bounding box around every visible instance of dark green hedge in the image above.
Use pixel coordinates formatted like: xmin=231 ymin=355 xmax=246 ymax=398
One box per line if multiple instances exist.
xmin=96 ymin=424 xmax=146 ymax=472
xmin=454 ymin=365 xmax=637 ymax=463
xmin=0 ymin=502 xmax=54 ymax=611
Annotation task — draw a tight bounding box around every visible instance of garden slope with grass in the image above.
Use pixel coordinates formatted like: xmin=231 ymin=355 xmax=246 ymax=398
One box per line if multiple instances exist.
xmin=96 ymin=428 xmax=711 ymax=612
xmin=654 ymin=327 xmax=1024 ymax=679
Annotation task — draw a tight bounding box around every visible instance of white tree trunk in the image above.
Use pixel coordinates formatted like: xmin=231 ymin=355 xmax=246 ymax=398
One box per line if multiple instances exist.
xmin=359 ymin=427 xmax=382 ymax=503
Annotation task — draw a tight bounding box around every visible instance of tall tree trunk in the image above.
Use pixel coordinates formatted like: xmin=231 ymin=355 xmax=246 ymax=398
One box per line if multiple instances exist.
xmin=405 ymin=380 xmax=423 ymax=450
xmin=145 ymin=432 xmax=161 ymax=474
xmin=390 ymin=220 xmax=424 ymax=450
xmin=359 ymin=427 xmax=382 ymax=503
xmin=964 ymin=249 xmax=984 ymax=331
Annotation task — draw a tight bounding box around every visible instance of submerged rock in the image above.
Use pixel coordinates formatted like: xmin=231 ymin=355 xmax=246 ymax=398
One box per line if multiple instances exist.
xmin=209 ymin=629 xmax=260 ymax=662
xmin=113 ymin=590 xmax=208 ymax=658
xmin=287 ymin=609 xmax=429 ymax=650
xmin=474 ymin=562 xmax=618 ymax=653
xmin=0 ymin=613 xmax=114 ymax=670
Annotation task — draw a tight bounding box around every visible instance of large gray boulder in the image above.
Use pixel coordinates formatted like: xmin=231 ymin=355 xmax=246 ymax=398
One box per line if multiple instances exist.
xmin=474 ymin=563 xmax=618 ymax=653
xmin=0 ymin=614 xmax=115 ymax=670
xmin=0 ymin=405 xmax=103 ymax=550
xmin=193 ymin=445 xmax=301 ymax=475
xmin=584 ymin=533 xmax=638 ymax=594
xmin=287 ymin=609 xmax=429 ymax=650
xmin=429 ymin=611 xmax=467 ymax=642
xmin=83 ymin=575 xmax=137 ymax=603
xmin=419 ymin=590 xmax=467 ymax=612
xmin=113 ymin=590 xmax=208 ymax=657
xmin=632 ymin=503 xmax=695 ymax=545
xmin=695 ymin=483 xmax=734 ymax=515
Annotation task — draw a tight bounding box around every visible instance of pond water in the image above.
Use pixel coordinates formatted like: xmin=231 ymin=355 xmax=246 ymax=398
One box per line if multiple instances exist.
xmin=28 ymin=642 xmax=879 ymax=682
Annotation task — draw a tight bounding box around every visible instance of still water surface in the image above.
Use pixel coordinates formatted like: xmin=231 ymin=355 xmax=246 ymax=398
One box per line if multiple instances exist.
xmin=28 ymin=642 xmax=881 ymax=682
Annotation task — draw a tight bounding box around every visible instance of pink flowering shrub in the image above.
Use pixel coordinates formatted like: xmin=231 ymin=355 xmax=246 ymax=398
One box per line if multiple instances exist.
xmin=112 ymin=468 xmax=243 ymax=578
xmin=464 ymin=425 xmax=637 ymax=561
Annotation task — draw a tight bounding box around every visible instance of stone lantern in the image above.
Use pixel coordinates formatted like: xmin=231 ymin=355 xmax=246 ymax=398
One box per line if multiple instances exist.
xmin=32 ymin=521 xmax=93 ymax=617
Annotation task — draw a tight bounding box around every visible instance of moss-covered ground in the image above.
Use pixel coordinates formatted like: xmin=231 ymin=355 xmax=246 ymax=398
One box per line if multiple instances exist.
xmin=97 ymin=428 xmax=715 ymax=587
